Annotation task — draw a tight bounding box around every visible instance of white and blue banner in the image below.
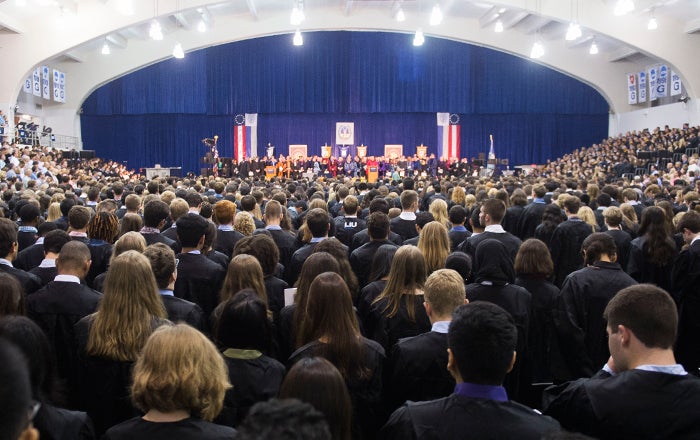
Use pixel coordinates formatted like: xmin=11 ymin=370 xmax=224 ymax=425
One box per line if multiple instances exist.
xmin=638 ymin=71 xmax=647 ymax=103
xmin=23 ymin=75 xmax=32 ymax=94
xmin=245 ymin=113 xmax=258 ymax=158
xmin=648 ymin=66 xmax=658 ymax=101
xmin=670 ymin=70 xmax=682 ymax=97
xmin=32 ymin=68 xmax=41 ymax=97
xmin=41 ymin=66 xmax=50 ymax=99
xmin=335 ymin=122 xmax=354 ymax=146
xmin=53 ymin=69 xmax=60 ymax=102
xmin=58 ymin=70 xmax=66 ymax=103
xmin=657 ymin=65 xmax=668 ymax=98
xmin=626 ymin=73 xmax=637 ymax=105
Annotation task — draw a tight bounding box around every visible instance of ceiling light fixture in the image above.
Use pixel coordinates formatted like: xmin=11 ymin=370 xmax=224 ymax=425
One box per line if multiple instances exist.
xmin=149 ymin=20 xmax=163 ymax=40
xmin=396 ymin=8 xmax=406 ymax=22
xmin=613 ymin=0 xmax=634 ymax=16
xmin=293 ymin=29 xmax=303 ymax=46
xmin=647 ymin=16 xmax=658 ymax=30
xmin=101 ymin=41 xmax=110 ymax=55
xmin=494 ymin=20 xmax=504 ymax=33
xmin=413 ymin=29 xmax=425 ymax=46
xmin=15 ymin=0 xmax=27 ymax=6
xmin=290 ymin=3 xmax=305 ymax=26
xmin=197 ymin=19 xmax=207 ymax=32
xmin=429 ymin=4 xmax=442 ymax=26
xmin=647 ymin=9 xmax=658 ymax=31
xmin=530 ymin=40 xmax=544 ymax=59
xmin=172 ymin=42 xmax=184 ymax=59
xmin=589 ymin=40 xmax=599 ymax=55
xmin=565 ymin=22 xmax=582 ymax=41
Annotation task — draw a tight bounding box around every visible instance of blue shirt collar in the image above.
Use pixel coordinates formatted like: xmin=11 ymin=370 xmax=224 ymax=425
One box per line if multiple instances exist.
xmin=159 ymin=289 xmax=174 ymax=297
xmin=431 ymin=320 xmax=450 ymax=334
xmin=450 ymin=226 xmax=467 ymax=232
xmin=217 ymin=225 xmax=234 ymax=231
xmin=454 ymin=382 xmax=508 ymax=402
xmin=266 ymin=225 xmax=282 ymax=230
xmin=533 ymin=198 xmax=546 ymax=204
xmin=310 ymin=237 xmax=326 ymax=243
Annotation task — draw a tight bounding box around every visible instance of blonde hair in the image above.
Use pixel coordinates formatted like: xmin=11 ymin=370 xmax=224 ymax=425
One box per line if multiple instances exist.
xmin=131 ymin=324 xmax=230 ymax=421
xmin=233 ymin=211 xmax=255 ymax=236
xmin=423 ymin=269 xmax=465 ymax=316
xmin=429 ymin=199 xmax=450 ymax=229
xmin=577 ymin=206 xmax=597 ymax=233
xmin=86 ymin=251 xmax=167 ymax=361
xmin=451 ymin=186 xmax=466 ymax=206
xmin=464 ymin=194 xmax=477 ymax=210
xmin=417 ymin=221 xmax=450 ymax=274
xmin=619 ymin=203 xmax=638 ymax=229
xmin=47 ymin=202 xmax=62 ymax=222
xmin=111 ymin=231 xmax=147 ymax=265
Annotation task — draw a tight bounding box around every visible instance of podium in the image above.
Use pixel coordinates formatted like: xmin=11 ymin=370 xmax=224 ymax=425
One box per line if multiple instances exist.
xmin=367 ymin=166 xmax=379 ymax=183
xmin=265 ymin=166 xmax=275 ymax=180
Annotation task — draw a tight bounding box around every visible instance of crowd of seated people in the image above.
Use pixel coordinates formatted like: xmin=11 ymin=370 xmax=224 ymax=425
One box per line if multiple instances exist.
xmin=0 ymin=124 xmax=700 ymax=439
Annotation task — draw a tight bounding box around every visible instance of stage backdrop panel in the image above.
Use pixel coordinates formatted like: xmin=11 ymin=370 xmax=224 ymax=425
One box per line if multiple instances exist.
xmin=81 ymin=31 xmax=609 ymax=173
xmin=288 ymin=144 xmax=308 ymax=159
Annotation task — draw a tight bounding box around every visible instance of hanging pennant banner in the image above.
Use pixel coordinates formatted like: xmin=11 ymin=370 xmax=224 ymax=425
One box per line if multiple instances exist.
xmin=657 ymin=65 xmax=668 ymax=98
xmin=32 ymin=68 xmax=41 ymax=97
xmin=53 ymin=69 xmax=60 ymax=102
xmin=23 ymin=76 xmax=32 ymax=94
xmin=648 ymin=66 xmax=658 ymax=101
xmin=670 ymin=70 xmax=682 ymax=97
xmin=41 ymin=66 xmax=50 ymax=100
xmin=58 ymin=71 xmax=66 ymax=103
xmin=638 ymin=71 xmax=647 ymax=103
xmin=626 ymin=73 xmax=637 ymax=105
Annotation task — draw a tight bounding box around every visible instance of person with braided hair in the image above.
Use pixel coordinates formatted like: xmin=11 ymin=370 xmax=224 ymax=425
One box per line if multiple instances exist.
xmin=86 ymin=211 xmax=119 ymax=288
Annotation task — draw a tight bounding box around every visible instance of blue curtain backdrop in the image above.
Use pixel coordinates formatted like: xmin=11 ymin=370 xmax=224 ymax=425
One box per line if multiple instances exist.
xmin=81 ymin=31 xmax=609 ymax=174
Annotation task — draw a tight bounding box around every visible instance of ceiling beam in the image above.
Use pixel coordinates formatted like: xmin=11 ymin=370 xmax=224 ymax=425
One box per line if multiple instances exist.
xmin=62 ymin=50 xmax=84 ymax=63
xmin=105 ymin=33 xmax=128 ymax=49
xmin=566 ymin=35 xmax=594 ymax=49
xmin=520 ymin=16 xmax=552 ymax=35
xmin=684 ymin=17 xmax=700 ymax=34
xmin=607 ymin=46 xmax=639 ymax=62
xmin=245 ymin=0 xmax=259 ymax=20
xmin=173 ymin=12 xmax=192 ymax=30
xmin=479 ymin=6 xmax=501 ymax=28
xmin=344 ymin=0 xmax=354 ymax=16
xmin=502 ymin=11 xmax=529 ymax=30
xmin=0 ymin=11 xmax=26 ymax=34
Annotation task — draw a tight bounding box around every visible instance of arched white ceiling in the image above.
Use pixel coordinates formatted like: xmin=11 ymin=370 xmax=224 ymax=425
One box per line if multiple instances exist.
xmin=1 ymin=0 xmax=698 ymax=116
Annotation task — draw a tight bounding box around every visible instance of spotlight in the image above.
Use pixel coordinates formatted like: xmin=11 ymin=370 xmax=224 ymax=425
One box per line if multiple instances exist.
xmin=413 ymin=29 xmax=425 ymax=46
xmin=293 ymin=29 xmax=303 ymax=46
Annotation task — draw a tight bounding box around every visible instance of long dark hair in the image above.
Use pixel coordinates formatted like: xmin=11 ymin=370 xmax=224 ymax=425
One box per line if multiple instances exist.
xmin=298 ymin=272 xmax=369 ymax=381
xmin=215 ymin=289 xmax=274 ymax=355
xmin=638 ymin=206 xmax=676 ymax=266
xmin=280 ymin=357 xmax=352 ymax=440
xmin=293 ymin=253 xmax=340 ymax=348
xmin=0 ymin=316 xmax=61 ymax=404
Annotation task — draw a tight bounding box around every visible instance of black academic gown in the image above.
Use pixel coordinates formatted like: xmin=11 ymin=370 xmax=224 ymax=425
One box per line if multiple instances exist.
xmin=551 ymin=261 xmax=636 ymax=381
xmin=466 ymin=239 xmax=533 ymax=401
xmin=543 ymin=369 xmax=700 ymax=440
